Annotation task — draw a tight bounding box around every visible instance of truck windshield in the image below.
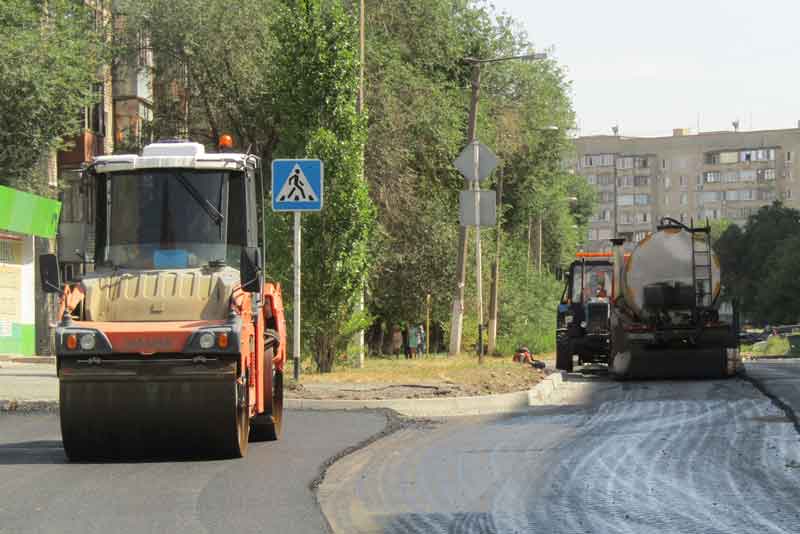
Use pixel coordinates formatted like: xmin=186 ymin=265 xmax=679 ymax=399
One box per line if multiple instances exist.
xmin=98 ymin=170 xmax=245 ymax=269
xmin=572 ymin=264 xmax=613 ymax=303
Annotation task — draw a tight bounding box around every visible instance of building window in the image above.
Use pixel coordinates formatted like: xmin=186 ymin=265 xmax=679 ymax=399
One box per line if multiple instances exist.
xmin=617 ymin=157 xmax=633 ymax=170
xmin=664 ymin=176 xmax=671 ymax=190
xmin=699 ymin=191 xmax=723 ymax=204
xmin=583 ymin=154 xmax=614 ymax=168
xmin=704 ymin=171 xmax=721 ymax=183
xmin=787 ymin=151 xmax=792 ymax=162
xmin=617 ymin=195 xmax=634 ymax=206
xmin=680 ymin=175 xmax=688 ymax=188
xmin=598 ymin=229 xmax=612 ymax=240
xmin=634 ymin=157 xmax=649 ymax=169
xmin=636 ymin=212 xmax=650 ymax=223
xmin=680 ymin=192 xmax=688 ymax=205
xmin=720 ymin=152 xmax=738 ymax=164
xmin=634 ymin=175 xmax=649 ymax=187
xmin=705 ymin=153 xmax=720 ymax=165
xmin=786 ymin=189 xmax=793 ymax=200
xmin=633 ymin=231 xmax=647 ymax=242
xmin=760 ymin=168 xmax=776 ymax=181
xmin=586 ymin=174 xmax=597 ymax=185
xmin=739 ymin=169 xmax=757 ymax=182
xmin=726 ymin=189 xmax=754 ymax=202
xmin=761 ymin=190 xmax=777 ymax=201
xmin=634 ymin=194 xmax=650 ymax=205
xmin=661 ymin=159 xmax=667 ymax=169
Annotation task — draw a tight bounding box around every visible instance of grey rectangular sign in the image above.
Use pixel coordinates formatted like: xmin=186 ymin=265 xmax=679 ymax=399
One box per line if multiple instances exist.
xmin=459 ymin=191 xmax=497 ymax=227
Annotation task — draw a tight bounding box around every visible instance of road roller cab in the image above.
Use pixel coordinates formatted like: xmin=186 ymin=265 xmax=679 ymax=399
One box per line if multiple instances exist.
xmin=39 ymin=140 xmax=287 ymax=460
xmin=556 ymin=253 xmax=614 ymax=372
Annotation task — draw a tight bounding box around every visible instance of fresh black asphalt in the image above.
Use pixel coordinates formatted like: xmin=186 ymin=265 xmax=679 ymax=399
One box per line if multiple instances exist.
xmin=0 ymin=409 xmax=387 ymax=534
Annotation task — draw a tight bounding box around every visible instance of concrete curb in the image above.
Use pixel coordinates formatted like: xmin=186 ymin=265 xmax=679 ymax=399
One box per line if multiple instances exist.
xmin=0 ymin=356 xmax=56 ymax=364
xmin=286 ymin=371 xmax=566 ymax=417
xmin=0 ymin=400 xmax=59 ymax=413
xmin=0 ymin=372 xmax=566 ymax=417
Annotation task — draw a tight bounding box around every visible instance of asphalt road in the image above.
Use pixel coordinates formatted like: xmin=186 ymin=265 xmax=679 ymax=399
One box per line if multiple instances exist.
xmin=0 ymin=409 xmax=387 ymax=534
xmin=746 ymin=359 xmax=800 ymax=423
xmin=319 ymin=370 xmax=800 ymax=533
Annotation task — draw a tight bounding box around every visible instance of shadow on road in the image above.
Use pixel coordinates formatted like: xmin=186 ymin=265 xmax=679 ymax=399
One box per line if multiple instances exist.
xmin=0 ymin=440 xmax=65 ymax=465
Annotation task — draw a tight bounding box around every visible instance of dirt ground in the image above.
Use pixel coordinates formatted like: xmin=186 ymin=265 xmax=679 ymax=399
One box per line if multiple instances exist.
xmin=286 ymin=353 xmax=552 ymax=400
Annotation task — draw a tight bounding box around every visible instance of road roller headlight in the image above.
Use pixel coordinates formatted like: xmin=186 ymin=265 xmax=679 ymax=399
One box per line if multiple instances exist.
xmin=199 ymin=332 xmax=216 ymax=349
xmin=79 ymin=333 xmax=96 ymax=351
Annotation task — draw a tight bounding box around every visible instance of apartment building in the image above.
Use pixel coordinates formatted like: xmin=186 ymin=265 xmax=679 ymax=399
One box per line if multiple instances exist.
xmin=575 ymin=127 xmax=800 ymax=250
xmin=57 ymin=1 xmax=154 ymax=277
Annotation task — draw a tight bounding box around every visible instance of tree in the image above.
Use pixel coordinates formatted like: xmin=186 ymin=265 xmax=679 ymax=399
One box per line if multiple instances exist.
xmin=755 ymin=233 xmax=800 ymax=324
xmin=266 ymin=0 xmax=374 ymax=372
xmin=0 ymin=0 xmax=105 ymax=193
xmin=714 ymin=202 xmax=800 ymax=322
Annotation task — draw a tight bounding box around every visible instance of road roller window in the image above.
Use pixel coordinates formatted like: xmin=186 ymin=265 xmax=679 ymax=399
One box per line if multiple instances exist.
xmin=97 ymin=170 xmax=246 ymax=269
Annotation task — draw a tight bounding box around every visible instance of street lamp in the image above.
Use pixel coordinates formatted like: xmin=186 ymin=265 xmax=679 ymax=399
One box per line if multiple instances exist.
xmin=449 ymin=51 xmax=548 ymax=360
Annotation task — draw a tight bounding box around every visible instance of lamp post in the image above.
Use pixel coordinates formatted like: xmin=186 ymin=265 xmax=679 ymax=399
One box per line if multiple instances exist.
xmin=449 ymin=52 xmax=548 ymax=358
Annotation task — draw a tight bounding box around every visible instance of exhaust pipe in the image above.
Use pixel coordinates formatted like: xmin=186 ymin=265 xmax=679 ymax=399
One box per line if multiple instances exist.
xmin=610 ymin=237 xmax=626 ymax=302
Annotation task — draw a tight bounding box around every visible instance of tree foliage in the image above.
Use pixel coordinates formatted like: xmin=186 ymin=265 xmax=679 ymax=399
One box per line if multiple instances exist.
xmin=119 ymin=0 xmax=373 ymax=370
xmin=117 ymin=0 xmax=591 ymax=365
xmin=714 ymin=202 xmax=800 ymax=324
xmin=0 ymin=0 xmax=105 ymax=193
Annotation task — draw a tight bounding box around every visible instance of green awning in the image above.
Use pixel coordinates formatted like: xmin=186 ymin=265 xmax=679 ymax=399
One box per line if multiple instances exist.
xmin=0 ymin=185 xmax=62 ymax=238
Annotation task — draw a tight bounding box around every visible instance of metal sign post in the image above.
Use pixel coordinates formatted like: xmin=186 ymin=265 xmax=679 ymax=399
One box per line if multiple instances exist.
xmin=472 ymin=143 xmax=484 ymax=364
xmin=272 ymin=159 xmax=324 ymax=381
xmin=293 ymin=211 xmax=301 ymax=381
xmin=453 ymin=141 xmax=496 ymax=363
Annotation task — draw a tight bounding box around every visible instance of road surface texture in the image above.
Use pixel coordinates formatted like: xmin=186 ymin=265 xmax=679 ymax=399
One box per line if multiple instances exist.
xmin=746 ymin=359 xmax=800 ymax=428
xmin=319 ymin=371 xmax=800 ymax=534
xmin=0 ymin=409 xmax=387 ymax=534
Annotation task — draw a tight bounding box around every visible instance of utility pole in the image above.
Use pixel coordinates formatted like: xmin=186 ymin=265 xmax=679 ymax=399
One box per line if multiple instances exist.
xmin=487 ymin=166 xmax=503 ymax=354
xmin=448 ymin=53 xmax=547 ymax=357
xmin=448 ymin=63 xmax=481 ymax=356
xmin=612 ymin=125 xmax=620 ymax=239
xmin=537 ymin=215 xmax=543 ymax=272
xmin=355 ymin=0 xmax=366 ymax=368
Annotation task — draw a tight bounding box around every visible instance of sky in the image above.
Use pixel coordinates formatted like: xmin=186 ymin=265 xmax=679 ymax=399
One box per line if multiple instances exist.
xmin=490 ymin=0 xmax=800 ymax=138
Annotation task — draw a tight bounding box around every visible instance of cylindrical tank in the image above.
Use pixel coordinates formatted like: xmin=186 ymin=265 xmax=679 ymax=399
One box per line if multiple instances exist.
xmin=622 ymin=226 xmax=720 ymax=317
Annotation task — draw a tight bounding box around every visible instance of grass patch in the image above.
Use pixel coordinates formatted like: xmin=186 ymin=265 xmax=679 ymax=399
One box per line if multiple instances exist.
xmin=742 ymin=336 xmax=790 ymax=357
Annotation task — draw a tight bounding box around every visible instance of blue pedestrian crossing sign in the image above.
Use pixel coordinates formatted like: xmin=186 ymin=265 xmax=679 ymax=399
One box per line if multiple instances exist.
xmin=271 ymin=159 xmax=324 ymax=212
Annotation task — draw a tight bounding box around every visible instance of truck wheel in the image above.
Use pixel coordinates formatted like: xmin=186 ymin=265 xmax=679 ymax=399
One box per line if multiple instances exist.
xmin=251 ymin=331 xmax=283 ymax=442
xmin=556 ymin=337 xmax=573 ymax=373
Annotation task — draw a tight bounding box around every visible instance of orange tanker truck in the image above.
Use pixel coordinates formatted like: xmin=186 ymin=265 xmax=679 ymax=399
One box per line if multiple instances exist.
xmin=39 ymin=139 xmax=286 ymax=460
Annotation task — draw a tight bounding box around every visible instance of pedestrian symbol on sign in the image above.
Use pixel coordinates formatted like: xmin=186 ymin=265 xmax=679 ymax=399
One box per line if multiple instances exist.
xmin=271 ymin=158 xmax=323 ymax=212
xmin=278 ymin=164 xmax=316 ymax=202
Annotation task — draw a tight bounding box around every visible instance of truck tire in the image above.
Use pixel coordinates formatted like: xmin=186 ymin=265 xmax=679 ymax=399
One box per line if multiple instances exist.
xmin=556 ymin=337 xmax=573 ymax=373
xmin=251 ymin=330 xmax=283 ymax=442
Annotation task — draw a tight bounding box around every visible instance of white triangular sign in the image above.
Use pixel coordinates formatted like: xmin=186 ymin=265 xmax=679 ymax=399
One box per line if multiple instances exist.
xmin=277 ymin=164 xmax=317 ymax=203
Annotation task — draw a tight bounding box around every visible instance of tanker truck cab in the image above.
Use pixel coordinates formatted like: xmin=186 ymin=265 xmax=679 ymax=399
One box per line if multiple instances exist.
xmin=39 ymin=140 xmax=287 ymax=460
xmin=556 ymin=253 xmax=614 ymax=372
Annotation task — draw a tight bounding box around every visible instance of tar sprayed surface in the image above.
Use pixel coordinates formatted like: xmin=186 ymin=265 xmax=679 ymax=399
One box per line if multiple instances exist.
xmin=319 ymin=372 xmax=800 ymax=534
xmin=0 ymin=410 xmax=387 ymax=534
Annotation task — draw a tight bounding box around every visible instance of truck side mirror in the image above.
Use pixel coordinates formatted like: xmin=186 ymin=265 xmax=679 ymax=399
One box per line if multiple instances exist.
xmin=240 ymin=247 xmax=262 ymax=293
xmin=39 ymin=254 xmax=62 ymax=293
